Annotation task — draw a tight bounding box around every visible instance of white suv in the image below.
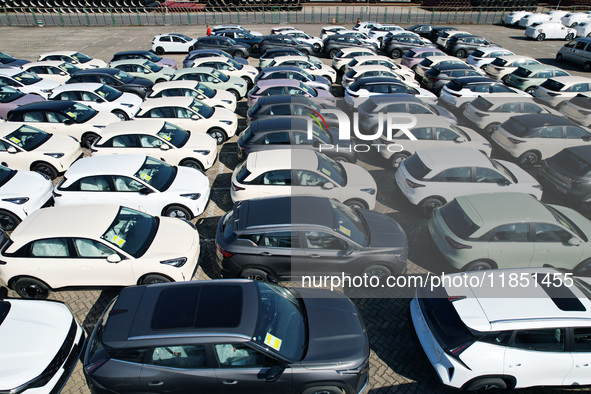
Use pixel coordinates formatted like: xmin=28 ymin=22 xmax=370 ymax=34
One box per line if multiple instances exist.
xmin=411 ymin=267 xmax=591 ymax=391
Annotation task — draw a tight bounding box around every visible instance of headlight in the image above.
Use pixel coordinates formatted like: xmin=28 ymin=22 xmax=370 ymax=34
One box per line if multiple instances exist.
xmin=95 ymin=125 xmax=106 ymax=129
xmin=236 ymin=83 xmax=245 ymax=88
xmin=121 ymin=103 xmax=134 ymax=107
xmin=533 ymin=184 xmax=543 ymax=190
xmin=3 ymin=197 xmax=29 ymax=204
xmin=361 ymin=188 xmax=375 ymax=195
xmin=194 ymin=150 xmax=210 ymax=155
xmin=181 ymin=193 xmax=201 ymax=200
xmin=220 ymin=120 xmax=233 ymax=125
xmin=160 ymin=257 xmax=187 ymax=267
xmin=44 ymin=153 xmax=64 ymax=158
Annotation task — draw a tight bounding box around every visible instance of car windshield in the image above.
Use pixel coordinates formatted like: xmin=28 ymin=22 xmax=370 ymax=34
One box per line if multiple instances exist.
xmin=5 ymin=125 xmax=50 ymax=151
xmin=59 ymin=62 xmax=81 ymax=74
xmin=490 ymin=57 xmax=508 ymax=67
xmin=490 ymin=159 xmax=517 ymax=183
xmin=331 ymin=199 xmax=368 ymax=245
xmin=157 ymin=122 xmax=190 ymax=148
xmin=298 ymin=82 xmax=316 ymax=97
xmin=145 ymin=52 xmax=162 ymax=62
xmin=95 ymin=84 xmax=122 ymax=102
xmin=101 ymin=206 xmax=159 ymax=258
xmin=546 ymin=205 xmax=587 ymax=241
xmin=174 ymin=34 xmax=192 ymax=41
xmin=316 ymin=152 xmax=345 ymax=186
xmin=64 ymin=102 xmax=97 ymax=123
xmin=72 ymin=52 xmax=93 ymax=63
xmin=253 ymin=282 xmax=307 ymax=361
xmin=0 ymin=85 xmax=24 ymax=103
xmin=134 ymin=156 xmax=177 ymax=192
xmin=0 ymin=165 xmax=16 ymax=187
xmin=193 ymin=83 xmax=215 ymax=98
xmin=190 ymin=98 xmax=214 ymax=119
xmin=0 ymin=52 xmax=15 ymax=63
xmin=440 ymin=199 xmax=480 ymax=239
xmin=228 ymin=59 xmax=243 ymax=70
xmin=211 ymin=70 xmax=229 ymax=82
xmin=12 ymin=71 xmax=41 ymax=86
xmin=144 ymin=61 xmax=163 ymax=73
xmin=309 ymin=122 xmax=332 ymax=144
xmin=113 ymin=70 xmax=134 ymax=83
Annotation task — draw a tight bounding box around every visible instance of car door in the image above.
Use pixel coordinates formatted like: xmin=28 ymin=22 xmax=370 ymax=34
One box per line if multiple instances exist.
xmin=70 ymin=237 xmax=134 ymax=286
xmin=61 ymin=175 xmax=118 ymax=206
xmin=110 ymin=175 xmax=162 ymax=215
xmin=293 ymin=169 xmax=339 ymax=200
xmin=300 ymin=230 xmax=358 ymax=276
xmin=431 ymin=167 xmax=473 ymax=202
xmin=564 ymin=125 xmax=591 ymax=151
xmin=256 ymin=231 xmax=306 ymax=279
xmin=20 ymin=237 xmax=82 ymax=288
xmin=531 ymin=222 xmax=584 ymax=269
xmin=473 ymin=167 xmax=514 ymax=194
xmin=171 ymin=35 xmax=189 ymax=52
xmin=256 ymin=169 xmax=291 ymax=198
xmin=564 ymin=327 xmax=591 ymax=385
xmin=531 ymin=126 xmax=567 ymax=159
xmin=486 ymin=222 xmax=534 ymax=267
xmin=137 ymin=133 xmax=176 ymax=162
xmin=0 ymin=139 xmax=31 ymax=169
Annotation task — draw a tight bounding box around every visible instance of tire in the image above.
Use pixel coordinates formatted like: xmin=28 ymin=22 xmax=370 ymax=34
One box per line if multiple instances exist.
xmin=164 ymin=205 xmax=192 ymax=220
xmin=31 ymin=162 xmax=58 ymax=180
xmin=465 ymin=377 xmax=507 ymax=391
xmin=566 ymin=32 xmax=575 ymax=40
xmin=227 ymin=89 xmax=241 ymax=100
xmin=501 ymin=75 xmax=509 ymax=83
xmin=142 ymin=274 xmax=172 ymax=285
xmin=301 ymin=386 xmax=343 ymax=394
xmin=556 ymin=53 xmax=563 ymax=62
xmin=576 ymin=259 xmax=591 ymax=276
xmin=180 ymin=158 xmax=204 ymax=171
xmin=82 ymin=132 xmax=99 ymax=148
xmin=587 ymin=33 xmax=591 ymax=38
xmin=391 ymin=49 xmax=402 ymax=59
xmin=518 ymin=151 xmax=540 ymax=168
xmin=252 ymin=43 xmax=260 ymax=53
xmin=484 ymin=123 xmax=500 ymax=136
xmin=155 ymin=78 xmax=167 ymax=84
xmin=390 ymin=152 xmax=410 ymax=170
xmin=455 ymin=49 xmax=466 ymax=58
xmin=155 ymin=46 xmax=165 ymax=55
xmin=332 ymin=155 xmax=352 ymax=163
xmin=240 ymin=268 xmax=269 ymax=281
xmin=14 ymin=277 xmax=50 ymax=299
xmin=111 ymin=109 xmax=129 ymax=121
xmin=208 ymin=128 xmax=228 ymax=145
xmin=585 ymin=62 xmax=591 ymax=72
xmin=463 ymin=260 xmax=494 ymax=271
xmin=329 ymin=48 xmax=339 ymax=58
xmin=344 ymin=198 xmax=368 ymax=210
xmin=536 ymin=33 xmax=545 ymax=41
xmin=233 ymin=51 xmax=245 ymax=58
xmin=313 ymin=43 xmax=321 ymax=52
xmin=242 ymin=76 xmax=253 ymax=89
xmin=362 ymin=264 xmax=392 ymax=280
xmin=525 ymin=86 xmax=537 ymax=95
xmin=0 ymin=209 xmax=20 ymax=231
xmin=419 ymin=197 xmax=445 ymax=218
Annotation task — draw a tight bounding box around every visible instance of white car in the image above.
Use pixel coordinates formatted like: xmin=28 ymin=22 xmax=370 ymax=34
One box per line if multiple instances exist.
xmin=353 ymin=21 xmax=380 ymax=35
xmin=466 ymin=48 xmax=515 ymax=68
xmin=151 ymin=33 xmax=198 ymax=55
xmin=0 ymin=123 xmax=82 ymax=179
xmin=532 ymin=76 xmax=591 ymax=107
xmin=341 ymin=65 xmax=419 ymax=89
xmin=320 ymin=25 xmax=347 ymax=40
xmin=171 ymin=67 xmax=248 ymax=100
xmin=0 ymin=298 xmax=85 ymax=393
xmin=264 ymin=56 xmax=337 ymax=84
xmin=337 ymin=30 xmax=379 ymax=45
xmin=367 ymin=24 xmax=404 ymax=43
xmin=482 ymin=55 xmax=541 ymax=81
xmin=331 ymin=47 xmax=377 ymax=71
xmin=559 ymin=94 xmax=591 ymax=127
xmin=109 ymin=59 xmax=175 ymax=83
xmin=91 ymin=120 xmax=218 ymax=171
xmin=0 ymin=166 xmax=52 ymax=231
xmin=230 ymin=149 xmax=378 ymax=210
xmin=134 ymin=97 xmax=237 ymax=144
xmin=547 ymin=10 xmax=570 ymax=22
xmin=343 ymin=55 xmax=414 ymax=80
xmin=503 ymin=11 xmax=533 ymax=26
xmin=56 ymin=155 xmax=210 ymax=220
xmin=0 ymin=68 xmax=60 ymax=99
xmin=186 ymin=56 xmax=258 ymax=87
xmin=519 ymin=13 xmax=552 ymax=27
xmin=0 ymin=204 xmax=201 ymax=296
xmin=439 ymin=77 xmax=530 ymax=110
xmin=395 ymin=148 xmax=542 ymax=216
xmin=37 ymin=51 xmax=107 ymax=69
xmin=562 ymin=12 xmax=591 ymax=27
xmin=21 ymin=61 xmax=81 ymax=84
xmin=212 ymin=25 xmax=262 ymax=36
xmin=147 ymin=80 xmax=236 ymax=111
xmin=345 ymin=77 xmax=436 ymax=108
xmin=575 ymin=21 xmax=591 ymax=37
xmin=436 ymin=30 xmax=471 ymax=48
xmin=281 ymin=30 xmax=324 ymax=52
xmin=526 ymin=22 xmax=576 ymax=41
xmin=49 ymin=83 xmax=143 ymax=120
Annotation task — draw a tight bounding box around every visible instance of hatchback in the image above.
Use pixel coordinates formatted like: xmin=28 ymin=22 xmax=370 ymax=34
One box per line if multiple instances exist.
xmin=445 ymin=35 xmax=498 ymax=58
xmin=413 ymin=55 xmax=469 ymax=82
xmin=503 ymin=11 xmax=532 ymax=25
xmin=320 ymin=25 xmax=348 ymax=39
xmin=38 ymin=51 xmax=107 ymax=69
xmin=255 ymin=66 xmax=331 ymax=92
xmin=264 ymin=56 xmax=336 ymax=83
xmin=344 ymin=77 xmax=436 ymax=108
xmin=526 ymin=22 xmax=576 ymax=41
xmin=187 ymin=56 xmax=258 ymax=87
xmin=0 ymin=68 xmax=60 ymax=99
xmin=323 ymin=36 xmax=377 ymax=59
xmin=260 ymin=35 xmax=315 ymax=56
xmin=258 ymin=48 xmax=321 ymax=69
xmin=151 ymin=33 xmax=198 ymax=55
xmin=400 ymin=47 xmax=446 ymax=69
xmin=504 ymin=64 xmax=570 ymax=94
xmin=172 ymin=67 xmax=248 ymax=100
xmin=382 ymin=35 xmax=434 ymax=59
xmin=482 ymin=55 xmax=541 ymax=81
xmin=147 ymin=80 xmax=236 ymax=111
xmin=420 ymin=64 xmax=483 ymax=93
xmin=22 ymin=61 xmax=82 ymax=84
xmin=213 ymin=29 xmax=264 ymax=53
xmin=559 ymin=94 xmax=591 ymax=127
xmin=0 ymin=85 xmax=44 ymax=119
xmin=331 ymin=47 xmax=377 ymax=71
xmin=342 ymin=65 xmax=418 ymax=90
xmin=533 ymin=76 xmax=591 ymax=107
xmin=281 ymin=30 xmax=324 ymax=52
xmin=343 ymin=55 xmax=414 ymax=80
xmin=194 ymin=36 xmax=251 ymax=58
xmin=109 ymin=50 xmax=177 ymax=69
xmin=109 ymin=59 xmax=175 ymax=84
xmin=465 ymin=48 xmax=515 ymax=68
xmin=182 ymin=49 xmax=248 ymax=68
xmin=439 ymin=76 xmax=530 ymax=110
xmin=67 ymin=68 xmax=154 ymax=99
xmin=247 ymin=79 xmax=335 ymax=107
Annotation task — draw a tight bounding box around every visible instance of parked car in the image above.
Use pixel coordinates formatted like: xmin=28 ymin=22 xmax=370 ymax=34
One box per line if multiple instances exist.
xmin=482 ymin=55 xmax=541 ymax=81
xmin=258 ymin=48 xmax=321 ymax=69
xmin=6 ymin=100 xmax=120 ymax=147
xmin=0 ymin=204 xmax=201 ymax=298
xmin=466 ymin=48 xmax=515 ymax=68
xmin=49 ymin=82 xmax=143 ymax=120
xmin=259 ymin=35 xmax=315 ymax=56
xmin=557 ymin=37 xmax=591 ymax=71
xmin=503 ymin=11 xmax=533 ymax=26
xmin=91 ymin=120 xmax=217 ymax=171
xmin=533 ymin=76 xmax=591 ymax=107
xmin=336 ymin=29 xmax=378 ymax=47
xmin=37 ymin=51 xmax=107 ymax=69
xmin=281 ymin=30 xmax=324 ymax=52
xmin=247 ymin=79 xmax=335 ymax=107
xmin=504 ymin=64 xmax=570 ymax=94
xmin=427 ymin=26 xmax=457 ymax=43
xmin=109 ymin=59 xmax=175 ymax=83
xmin=382 ymin=35 xmax=434 ymax=59
xmin=246 ymin=95 xmax=337 ymax=123
xmin=110 ymin=50 xmax=177 ymax=69
xmin=345 ymin=77 xmax=436 ymax=108
xmin=56 ymin=154 xmax=210 ymax=220
xmin=0 ymin=85 xmax=44 ymax=119
xmin=342 ymin=65 xmax=419 ymax=90
xmin=436 ymin=30 xmax=471 ymax=49
xmin=151 ymin=33 xmax=198 ymax=55
xmin=0 ymin=51 xmax=29 ymax=68
xmin=420 ymin=64 xmax=484 ymax=93
xmin=230 ymin=149 xmax=377 ymax=209
xmin=439 ymin=76 xmax=530 ymax=111
xmin=134 ymin=96 xmax=237 ymax=144
xmin=211 ymin=24 xmax=262 ymax=36
xmin=343 ymin=55 xmax=414 ymax=80
xmin=171 ymin=67 xmax=248 ymax=100
xmin=270 ymin=26 xmax=297 ymax=35
xmin=367 ymin=24 xmax=404 ymax=43
xmin=0 ymin=68 xmax=60 ymax=99
xmin=574 ymin=21 xmax=591 ymax=37
xmin=184 ymin=56 xmax=258 ymax=87
xmin=414 ymin=55 xmax=470 ymax=82
xmin=396 ymin=147 xmax=542 ymax=216
xmin=559 ymin=94 xmax=591 ymax=127
xmin=84 ymin=279 xmax=370 ymax=394
xmin=400 ymin=47 xmax=446 ymax=69
xmin=21 ymin=61 xmax=81 ymax=84
xmin=562 ymin=12 xmax=591 ymax=27
xmin=406 ymin=24 xmax=438 ymax=38
xmin=193 ymin=36 xmax=250 ymax=58
xmin=217 ymin=195 xmax=407 ymax=280
xmin=182 ymin=48 xmax=248 ymax=68
xmin=66 ymin=68 xmax=154 ymax=99
xmin=265 ymin=56 xmax=336 ymax=83
xmin=0 ymin=122 xmax=83 ymax=179
xmin=519 ymin=12 xmax=552 ymax=28
xmin=320 ymin=25 xmax=348 ymax=39
xmin=445 ymin=35 xmax=499 ymax=58
xmin=353 ymin=21 xmax=380 ymax=35
xmin=525 ymin=22 xmax=576 ymax=41
xmin=491 ymin=114 xmax=591 ymax=167
xmin=323 ymin=36 xmax=377 ymax=59
xmin=255 ymin=66 xmax=332 ymax=91
xmin=213 ymin=29 xmax=264 ymax=53
xmin=147 ymin=80 xmax=236 ymax=111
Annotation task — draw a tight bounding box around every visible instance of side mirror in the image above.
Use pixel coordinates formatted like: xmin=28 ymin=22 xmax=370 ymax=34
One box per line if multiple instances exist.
xmin=139 ymin=187 xmax=153 ymax=195
xmin=95 ymin=98 xmax=104 ymax=103
xmin=312 ymin=141 xmax=320 ymax=148
xmin=454 ymin=136 xmax=466 ymax=143
xmin=60 ymin=71 xmax=67 ymax=76
xmin=191 ymin=114 xmax=199 ymax=120
xmin=498 ymin=179 xmax=511 ymax=186
xmin=159 ymin=144 xmax=170 ymax=151
xmin=266 ymin=365 xmax=285 ymax=383
xmin=568 ymin=237 xmax=582 ymax=247
xmin=144 ymin=69 xmax=150 ymax=74
xmin=7 ymin=146 xmax=17 ymax=154
xmin=228 ymin=67 xmax=236 ymax=71
xmin=213 ymin=79 xmax=220 ymax=83
xmin=322 ymin=182 xmax=334 ymax=190
xmin=107 ymin=254 xmax=121 ymax=263
xmin=63 ymin=119 xmax=74 ymax=126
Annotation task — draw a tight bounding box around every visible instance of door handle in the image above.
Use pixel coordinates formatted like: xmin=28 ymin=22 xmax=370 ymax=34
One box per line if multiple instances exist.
xmin=309 ymin=254 xmax=320 ymax=258
xmin=509 ymin=364 xmax=521 ymax=368
xmin=222 ymin=380 xmax=238 ymax=385
xmin=577 ymin=363 xmax=590 ymax=367
xmin=147 ymin=381 xmax=164 ymax=386
xmin=260 ymin=252 xmax=272 ymax=256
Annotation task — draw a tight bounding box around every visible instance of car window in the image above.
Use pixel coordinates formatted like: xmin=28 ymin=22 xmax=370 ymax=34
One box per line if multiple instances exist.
xmin=112 ymin=176 xmax=145 ymax=192
xmin=534 ymin=222 xmax=572 ymax=242
xmin=475 ymin=167 xmax=507 ymax=183
xmin=565 ymin=126 xmax=589 ymax=139
xmin=491 ymin=223 xmax=529 ymax=242
xmin=261 ymin=169 xmax=291 ymax=185
xmin=437 ymin=167 xmax=471 ymax=182
xmin=260 ymin=231 xmax=298 ymax=248
xmin=385 ymin=103 xmax=407 ymax=112
xmin=573 ymin=328 xmax=591 ymax=352
xmin=160 ymin=36 xmax=171 ymax=42
xmin=268 ymin=104 xmax=290 ymax=115
xmin=139 ymin=134 xmax=164 ymax=148
xmin=369 ymin=85 xmax=390 ymax=94
xmin=513 ymin=329 xmax=565 ymax=352
xmin=304 ymin=231 xmax=347 ymax=250
xmin=263 ymin=132 xmax=290 ymax=145
xmin=490 ymin=84 xmax=513 ymax=93
xmin=435 ymin=127 xmax=458 ymax=140
xmin=144 ymin=107 xmax=175 ymax=118
xmin=150 ymin=345 xmax=207 ymax=369
xmin=74 ymin=238 xmax=115 ymax=258
xmin=46 ymin=111 xmax=69 ymax=123
xmin=571 ymin=83 xmax=590 ymax=92
xmin=470 ymin=84 xmax=490 ymax=93
xmin=537 ymin=71 xmax=552 ymax=79
xmin=215 ymin=344 xmax=272 ymax=368
xmin=296 ymin=170 xmax=328 ymax=186
xmin=522 ymin=102 xmax=543 ymax=113
xmin=55 ymin=91 xmax=82 ymax=101
xmin=29 ymin=238 xmax=70 ymax=257
xmin=539 ymin=126 xmax=563 ymax=139
xmin=110 ymin=134 xmax=139 ymax=147
xmin=22 ymin=111 xmax=45 ymax=122
xmin=78 ymin=175 xmax=112 ymax=191
xmin=576 ymin=41 xmax=587 ymax=50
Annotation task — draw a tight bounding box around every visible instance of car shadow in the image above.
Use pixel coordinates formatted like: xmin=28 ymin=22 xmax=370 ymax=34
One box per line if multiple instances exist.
xmin=210 ymin=172 xmax=234 ymax=212
xmin=219 ymin=142 xmax=240 ymax=170
xmin=81 ymin=289 xmax=120 ymax=333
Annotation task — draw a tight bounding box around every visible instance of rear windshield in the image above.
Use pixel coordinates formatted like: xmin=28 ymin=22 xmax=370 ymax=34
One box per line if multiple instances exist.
xmin=348 ymin=82 xmax=360 ymax=92
xmin=236 ymin=161 xmax=251 ymax=183
xmin=490 ymin=58 xmax=507 ymax=67
xmin=502 ymin=118 xmax=529 ymax=137
xmin=344 ymin=69 xmax=356 ymax=78
xmin=551 ymin=149 xmax=591 ymax=176
xmin=440 ymin=200 xmax=480 ymax=239
xmin=238 ymin=126 xmax=255 ymax=145
xmin=446 ymin=80 xmax=463 ymax=92
xmin=404 ymin=154 xmax=431 ymax=180
xmin=471 ymin=50 xmax=485 ymax=58
xmin=470 ymin=96 xmax=493 ymax=111
xmin=221 ymin=212 xmax=236 ymax=241
xmin=570 ymin=95 xmax=591 ymax=109
xmin=419 ymin=58 xmax=433 ymax=67
xmin=512 ymin=67 xmax=532 ymax=78
xmin=358 ymin=98 xmax=379 ymax=113
xmin=405 ymin=50 xmax=417 ymax=58
xmin=540 ymin=79 xmax=565 ymax=92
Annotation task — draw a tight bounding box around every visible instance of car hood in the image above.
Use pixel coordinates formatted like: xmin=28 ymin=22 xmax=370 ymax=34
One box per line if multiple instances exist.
xmin=167 ymin=165 xmax=210 ymax=194
xmin=116 ymin=92 xmax=143 ymax=107
xmin=359 ymin=208 xmax=407 ymax=249
xmin=2 ymin=170 xmax=52 ymax=198
xmin=298 ymin=288 xmax=369 ymax=367
xmin=144 ymin=215 xmax=199 ymax=259
xmin=36 ymin=133 xmax=81 ymax=155
xmin=157 ymin=58 xmax=177 ymax=69
xmin=33 ymin=78 xmax=61 ymax=90
xmin=129 ymin=76 xmax=154 ymax=87
xmin=0 ymin=300 xmax=73 ymax=391
xmin=89 ymin=111 xmax=121 ymax=127
xmin=342 ymin=162 xmax=376 ymax=189
xmin=186 ymin=131 xmax=218 ymax=152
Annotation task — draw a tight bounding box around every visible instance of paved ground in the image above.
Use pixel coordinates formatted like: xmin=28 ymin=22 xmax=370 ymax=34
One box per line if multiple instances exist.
xmin=1 ymin=23 xmax=590 ymax=393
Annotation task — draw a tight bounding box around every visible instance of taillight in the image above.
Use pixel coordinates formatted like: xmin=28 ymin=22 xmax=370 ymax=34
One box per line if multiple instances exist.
xmin=447 ymin=341 xmax=474 ymax=356
xmin=349 ymin=92 xmax=359 ymax=98
xmin=474 ymin=112 xmax=489 ymax=117
xmin=216 ymin=243 xmax=234 ymax=258
xmin=405 ymin=179 xmax=425 ymax=188
xmin=429 ymin=78 xmax=440 ymax=82
xmin=565 ymin=175 xmax=589 ymax=184
xmin=547 ymin=92 xmax=560 ymax=97
xmin=445 ymin=236 xmax=472 ymax=249
xmin=446 ymin=90 xmax=462 ymax=97
xmin=507 ymin=137 xmax=526 ymax=144
xmin=85 ymin=358 xmax=109 ymax=374
xmin=231 ymin=182 xmax=245 ymax=191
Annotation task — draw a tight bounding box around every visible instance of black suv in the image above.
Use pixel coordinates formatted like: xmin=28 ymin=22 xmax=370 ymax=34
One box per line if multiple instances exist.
xmin=213 ymin=29 xmax=265 ymax=53
xmin=66 ymin=68 xmax=153 ymax=98
xmin=322 ymin=35 xmax=377 ymax=58
xmin=84 ymin=280 xmax=370 ymax=394
xmin=182 ymin=49 xmax=248 ymax=68
xmin=215 ymin=196 xmax=408 ymax=281
xmin=194 ymin=36 xmax=251 ymax=58
xmin=444 ymin=35 xmax=499 ymax=58
xmin=259 ymin=35 xmax=315 ymax=56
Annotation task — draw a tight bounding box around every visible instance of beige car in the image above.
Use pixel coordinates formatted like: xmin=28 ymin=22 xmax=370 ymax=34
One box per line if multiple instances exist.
xmin=263 ymin=56 xmax=337 ymax=84
xmin=147 ymin=80 xmax=236 ymax=111
xmin=559 ymin=94 xmax=591 ymax=127
xmin=414 ymin=55 xmax=473 ymax=82
xmin=331 ymin=47 xmax=376 ymax=71
xmin=532 ymin=75 xmax=591 ymax=107
xmin=91 ymin=119 xmax=217 ymax=171
xmin=341 ymin=65 xmax=419 ymax=89
xmin=343 ymin=55 xmax=414 ymax=80
xmin=186 ymin=56 xmax=258 ymax=87
xmin=37 ymin=51 xmax=107 ymax=69
xmin=482 ymin=55 xmax=540 ymax=81
xmin=21 ymin=61 xmax=81 ymax=84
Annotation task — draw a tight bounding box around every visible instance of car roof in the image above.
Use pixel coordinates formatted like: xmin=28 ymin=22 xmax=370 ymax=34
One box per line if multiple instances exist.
xmin=518 ymin=63 xmax=563 ymax=71
xmin=255 ymin=79 xmax=300 ymax=88
xmin=470 ymin=47 xmax=513 ymax=54
xmin=356 ymin=76 xmax=410 ymax=85
xmin=113 ymin=50 xmax=153 ymax=56
xmin=71 ymin=68 xmax=120 ymax=76
xmin=23 ymin=61 xmax=69 ymax=68
xmin=367 ymin=94 xmax=422 ymax=105
xmin=561 ymin=145 xmax=591 ymax=162
xmin=249 ymin=118 xmax=308 ymax=132
xmin=432 ymin=63 xmax=474 ymax=71
xmin=337 ymin=47 xmax=375 ymax=55
xmin=261 ymin=66 xmax=307 ymax=73
xmin=51 ymin=82 xmax=104 ymax=92
xmin=451 ymin=76 xmax=497 ymax=85
xmin=110 ymin=59 xmax=154 ymax=66
xmin=63 ymin=154 xmax=146 ymax=179
xmin=190 ymin=56 xmax=231 ymax=64
xmin=351 ymin=55 xmax=393 ymax=62
xmin=416 ymin=148 xmax=492 ymax=171
xmin=254 ymin=95 xmax=313 ymax=106
xmin=547 ymin=76 xmax=591 ymax=84
xmin=472 ymin=96 xmax=538 ymax=105
xmin=174 ymin=67 xmax=217 ymax=75
xmin=495 ymin=55 xmax=536 ymax=61
xmin=271 ymin=56 xmax=310 ymax=63
xmin=39 ymin=51 xmax=78 ymax=57
xmin=99 ymin=119 xmax=166 ymax=138
xmin=509 ymin=113 xmax=578 ymax=128
xmin=9 ymin=100 xmax=77 ymax=113
xmin=246 ymin=149 xmax=317 ymax=172
xmin=148 ymin=80 xmax=200 ymax=92
xmin=407 ymin=47 xmax=443 ymax=54
xmin=351 ymin=65 xmax=393 ymax=73
xmin=140 ymin=97 xmax=194 ymax=109
xmin=0 ymin=68 xmax=22 ymax=77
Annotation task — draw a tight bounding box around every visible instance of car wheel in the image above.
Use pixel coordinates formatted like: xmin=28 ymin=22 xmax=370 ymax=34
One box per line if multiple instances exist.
xmin=465 ymin=377 xmax=507 ymax=391
xmin=233 ymin=51 xmax=245 ymax=58
xmin=252 ymin=43 xmax=260 ymax=53
xmin=0 ymin=209 xmax=20 ymax=231
xmin=391 ymin=49 xmax=402 ymax=59
xmin=419 ymin=197 xmax=445 ymax=218
xmin=241 ymin=76 xmax=253 ymax=89
xmin=390 ymin=152 xmax=410 ymax=170
xmin=566 ymin=33 xmax=575 ymax=40
xmin=362 ymin=264 xmax=392 ymax=280
xmin=484 ymin=123 xmax=500 ymax=136
xmin=164 ymin=205 xmax=192 ymax=220
xmin=227 ymin=89 xmax=241 ymax=100
xmin=313 ymin=43 xmax=321 ymax=52
xmin=142 ymin=274 xmax=173 ymax=285
xmin=455 ymin=49 xmax=466 ymax=58
xmin=240 ymin=268 xmax=269 ymax=281
xmin=344 ymin=198 xmax=368 ymax=210
xmin=501 ymin=75 xmax=510 ymax=83
xmin=82 ymin=132 xmax=99 ymax=148
xmin=556 ymin=53 xmax=563 ymax=62
xmin=585 ymin=62 xmax=591 ymax=72
xmin=31 ymin=162 xmax=58 ymax=180
xmin=302 ymin=386 xmax=343 ymax=394
xmin=14 ymin=277 xmax=50 ymax=299
xmin=525 ymin=86 xmax=537 ymax=95
xmin=155 ymin=46 xmax=165 ymax=55
xmin=463 ymin=260 xmax=494 ymax=271
xmin=155 ymin=78 xmax=167 ymax=84
xmin=111 ymin=109 xmax=129 ymax=120
xmin=329 ymin=48 xmax=339 ymax=58
xmin=518 ymin=150 xmax=540 ymax=168
xmin=180 ymin=158 xmax=204 ymax=171
xmin=332 ymin=155 xmax=352 ymax=163
xmin=536 ymin=33 xmax=545 ymax=41
xmin=208 ymin=128 xmax=228 ymax=145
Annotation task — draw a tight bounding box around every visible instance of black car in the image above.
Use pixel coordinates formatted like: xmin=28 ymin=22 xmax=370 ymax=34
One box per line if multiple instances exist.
xmin=237 ymin=118 xmax=355 ymax=162
xmin=84 ymin=280 xmax=370 ymax=394
xmin=213 ymin=29 xmax=265 ymax=53
xmin=539 ymin=146 xmax=591 ymax=212
xmin=427 ymin=26 xmax=457 ymax=43
xmin=194 ymin=36 xmax=250 ymax=58
xmin=382 ymin=34 xmax=434 ymax=59
xmin=216 ymin=196 xmax=408 ymax=281
xmin=109 ymin=50 xmax=176 ymax=69
xmin=322 ymin=35 xmax=377 ymax=58
xmin=406 ymin=24 xmax=438 ymax=39
xmin=444 ymin=35 xmax=499 ymax=58
xmin=421 ymin=63 xmax=483 ymax=92
xmin=259 ymin=35 xmax=315 ymax=56
xmin=182 ymin=49 xmax=248 ymax=68
xmin=247 ymin=95 xmax=336 ymax=122
xmin=0 ymin=52 xmax=29 ymax=67
xmin=66 ymin=68 xmax=153 ymax=98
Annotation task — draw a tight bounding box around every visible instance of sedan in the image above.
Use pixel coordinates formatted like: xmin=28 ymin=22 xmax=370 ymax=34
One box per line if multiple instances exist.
xmin=0 ymin=86 xmax=44 ymax=119
xmin=21 ymin=61 xmax=81 ymax=84
xmin=109 ymin=59 xmax=175 ymax=83
xmin=0 ymin=69 xmax=60 ymax=99
xmin=55 ymin=154 xmax=210 ymax=220
xmin=525 ymin=22 xmax=576 ymax=41
xmin=172 ymin=67 xmax=248 ymax=100
xmin=151 ymin=33 xmax=198 ymax=55
xmin=147 ymin=80 xmax=236 ymax=111
xmin=247 ymin=79 xmax=335 ymax=107
xmin=37 ymin=51 xmax=107 ymax=69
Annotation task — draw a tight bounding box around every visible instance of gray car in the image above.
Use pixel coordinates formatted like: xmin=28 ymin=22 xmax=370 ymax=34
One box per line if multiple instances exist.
xmin=420 ymin=63 xmax=482 ymax=93
xmin=255 ymin=66 xmax=332 ymax=91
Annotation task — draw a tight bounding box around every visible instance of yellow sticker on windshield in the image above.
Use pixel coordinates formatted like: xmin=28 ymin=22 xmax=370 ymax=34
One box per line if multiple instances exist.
xmin=115 ymin=74 xmax=121 ymax=80
xmin=339 ymin=225 xmax=351 ymax=236
xmin=111 ymin=235 xmax=126 ymax=246
xmin=264 ymin=333 xmax=282 ymax=351
xmin=140 ymin=173 xmax=152 ymax=181
xmin=66 ymin=112 xmax=75 ymax=117
xmin=312 ymin=130 xmax=320 ymax=137
xmin=197 ymin=89 xmax=204 ymax=94
xmin=321 ymin=168 xmax=331 ymax=176
xmin=97 ymin=90 xmax=106 ymax=97
xmin=9 ymin=137 xmax=20 ymax=144
xmin=15 ymin=77 xmax=21 ymax=81
xmin=161 ymin=134 xmax=171 ymax=141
